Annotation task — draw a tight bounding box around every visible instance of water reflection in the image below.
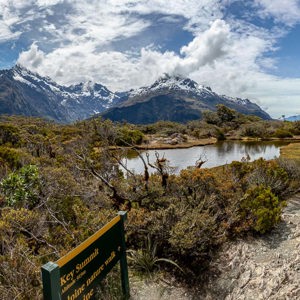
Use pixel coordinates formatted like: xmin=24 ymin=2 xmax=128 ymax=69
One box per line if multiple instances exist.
xmin=122 ymin=141 xmax=290 ymax=175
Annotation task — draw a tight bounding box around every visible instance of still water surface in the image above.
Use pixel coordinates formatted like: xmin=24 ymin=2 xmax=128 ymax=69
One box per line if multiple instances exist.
xmin=122 ymin=141 xmax=289 ymax=174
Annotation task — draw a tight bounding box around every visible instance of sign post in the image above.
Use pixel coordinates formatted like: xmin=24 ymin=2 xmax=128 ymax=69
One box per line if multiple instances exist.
xmin=41 ymin=211 xmax=129 ymax=300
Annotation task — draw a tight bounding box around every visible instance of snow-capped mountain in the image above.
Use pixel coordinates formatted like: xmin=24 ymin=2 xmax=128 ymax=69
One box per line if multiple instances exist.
xmin=101 ymin=74 xmax=271 ymax=124
xmin=0 ymin=67 xmax=270 ymax=124
xmin=285 ymin=115 xmax=300 ymax=122
xmin=0 ymin=65 xmax=121 ymax=122
xmin=128 ymin=74 xmax=208 ymax=98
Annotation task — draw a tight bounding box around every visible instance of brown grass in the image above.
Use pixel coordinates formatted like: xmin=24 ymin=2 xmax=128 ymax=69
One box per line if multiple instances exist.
xmin=280 ymin=142 xmax=300 ymax=160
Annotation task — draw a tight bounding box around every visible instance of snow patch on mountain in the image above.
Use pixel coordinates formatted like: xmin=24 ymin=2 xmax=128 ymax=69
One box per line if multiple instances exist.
xmin=13 ymin=73 xmax=36 ymax=88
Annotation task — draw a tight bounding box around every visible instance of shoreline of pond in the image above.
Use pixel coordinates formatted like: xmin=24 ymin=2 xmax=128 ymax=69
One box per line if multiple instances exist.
xmin=108 ymin=136 xmax=300 ymax=151
xmin=122 ymin=140 xmax=290 ymax=174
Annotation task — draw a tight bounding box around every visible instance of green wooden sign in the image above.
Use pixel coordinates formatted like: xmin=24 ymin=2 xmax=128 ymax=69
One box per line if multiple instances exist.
xmin=41 ymin=211 xmax=129 ymax=300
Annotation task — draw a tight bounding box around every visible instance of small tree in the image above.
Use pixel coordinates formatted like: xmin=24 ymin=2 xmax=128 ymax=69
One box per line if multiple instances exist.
xmin=216 ymin=104 xmax=236 ymax=123
xmin=0 ymin=165 xmax=40 ymax=208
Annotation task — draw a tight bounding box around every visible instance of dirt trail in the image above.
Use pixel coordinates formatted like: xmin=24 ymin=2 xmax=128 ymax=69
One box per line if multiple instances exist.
xmin=202 ymin=193 xmax=300 ymax=299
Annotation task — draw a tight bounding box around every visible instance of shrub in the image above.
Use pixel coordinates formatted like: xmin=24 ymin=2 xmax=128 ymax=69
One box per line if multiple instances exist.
xmin=216 ymin=104 xmax=236 ymax=122
xmin=240 ymin=123 xmax=265 ymax=137
xmin=275 ymin=158 xmax=300 ymax=180
xmin=169 ymin=210 xmax=217 ymax=255
xmin=128 ymin=235 xmax=183 ymax=274
xmin=292 ymin=121 xmax=300 ymax=134
xmin=0 ymin=124 xmax=20 ymax=146
xmin=215 ymin=128 xmax=226 ymax=140
xmin=246 ymin=159 xmax=289 ymax=196
xmin=203 ymin=110 xmax=220 ymax=125
xmin=273 ymin=129 xmax=293 ymax=138
xmin=116 ymin=127 xmax=144 ymax=146
xmin=240 ymin=185 xmax=286 ymax=233
xmin=0 ymin=165 xmax=40 ymax=208
xmin=139 ymin=121 xmax=187 ymax=135
xmin=0 ymin=146 xmax=23 ymax=169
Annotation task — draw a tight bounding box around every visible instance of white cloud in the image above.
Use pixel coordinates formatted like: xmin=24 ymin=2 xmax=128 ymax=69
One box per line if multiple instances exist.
xmin=18 ymin=43 xmax=45 ymax=68
xmin=254 ymin=0 xmax=300 ymax=26
xmin=174 ymin=19 xmax=230 ymax=75
xmin=245 ymin=74 xmax=300 ymax=117
xmin=17 ymin=19 xmax=231 ymax=87
xmin=0 ymin=0 xmax=223 ymax=47
xmin=0 ymin=22 xmax=21 ymax=42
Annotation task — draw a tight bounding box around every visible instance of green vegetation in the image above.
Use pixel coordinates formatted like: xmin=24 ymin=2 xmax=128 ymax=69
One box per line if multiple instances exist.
xmin=240 ymin=185 xmax=285 ymax=234
xmin=0 ymin=112 xmax=299 ymax=298
xmin=1 ymin=165 xmax=40 ymax=208
xmin=137 ymin=105 xmax=300 ymax=142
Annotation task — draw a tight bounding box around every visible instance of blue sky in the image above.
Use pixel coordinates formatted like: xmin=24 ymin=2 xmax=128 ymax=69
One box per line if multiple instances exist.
xmin=1 ymin=0 xmax=300 ymax=118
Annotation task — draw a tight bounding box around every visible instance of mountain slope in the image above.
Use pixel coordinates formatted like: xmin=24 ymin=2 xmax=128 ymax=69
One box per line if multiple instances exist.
xmin=0 ymin=65 xmax=121 ymax=123
xmin=101 ymin=74 xmax=271 ymax=124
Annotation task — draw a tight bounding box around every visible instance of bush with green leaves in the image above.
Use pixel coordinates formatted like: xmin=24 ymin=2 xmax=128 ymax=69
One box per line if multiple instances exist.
xmin=292 ymin=120 xmax=300 ymax=134
xmin=216 ymin=104 xmax=236 ymax=123
xmin=116 ymin=127 xmax=144 ymax=146
xmin=202 ymin=110 xmax=220 ymax=125
xmin=0 ymin=146 xmax=23 ymax=170
xmin=0 ymin=165 xmax=40 ymax=208
xmin=240 ymin=185 xmax=286 ymax=234
xmin=139 ymin=121 xmax=187 ymax=135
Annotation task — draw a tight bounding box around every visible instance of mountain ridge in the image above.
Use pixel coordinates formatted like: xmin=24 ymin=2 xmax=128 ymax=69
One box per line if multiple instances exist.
xmin=101 ymin=74 xmax=271 ymax=124
xmin=0 ymin=64 xmax=121 ymax=123
xmin=0 ymin=65 xmax=271 ymax=123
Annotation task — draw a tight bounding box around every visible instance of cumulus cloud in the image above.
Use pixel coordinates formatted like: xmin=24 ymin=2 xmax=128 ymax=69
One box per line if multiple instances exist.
xmin=174 ymin=20 xmax=230 ymax=74
xmin=18 ymin=43 xmax=45 ymax=68
xmin=0 ymin=0 xmax=222 ymax=48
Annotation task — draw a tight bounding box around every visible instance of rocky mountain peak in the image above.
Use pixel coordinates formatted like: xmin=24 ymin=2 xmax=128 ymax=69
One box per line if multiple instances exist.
xmin=128 ymin=74 xmax=209 ymax=99
xmin=102 ymin=74 xmax=271 ymax=124
xmin=149 ymin=73 xmax=199 ymax=91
